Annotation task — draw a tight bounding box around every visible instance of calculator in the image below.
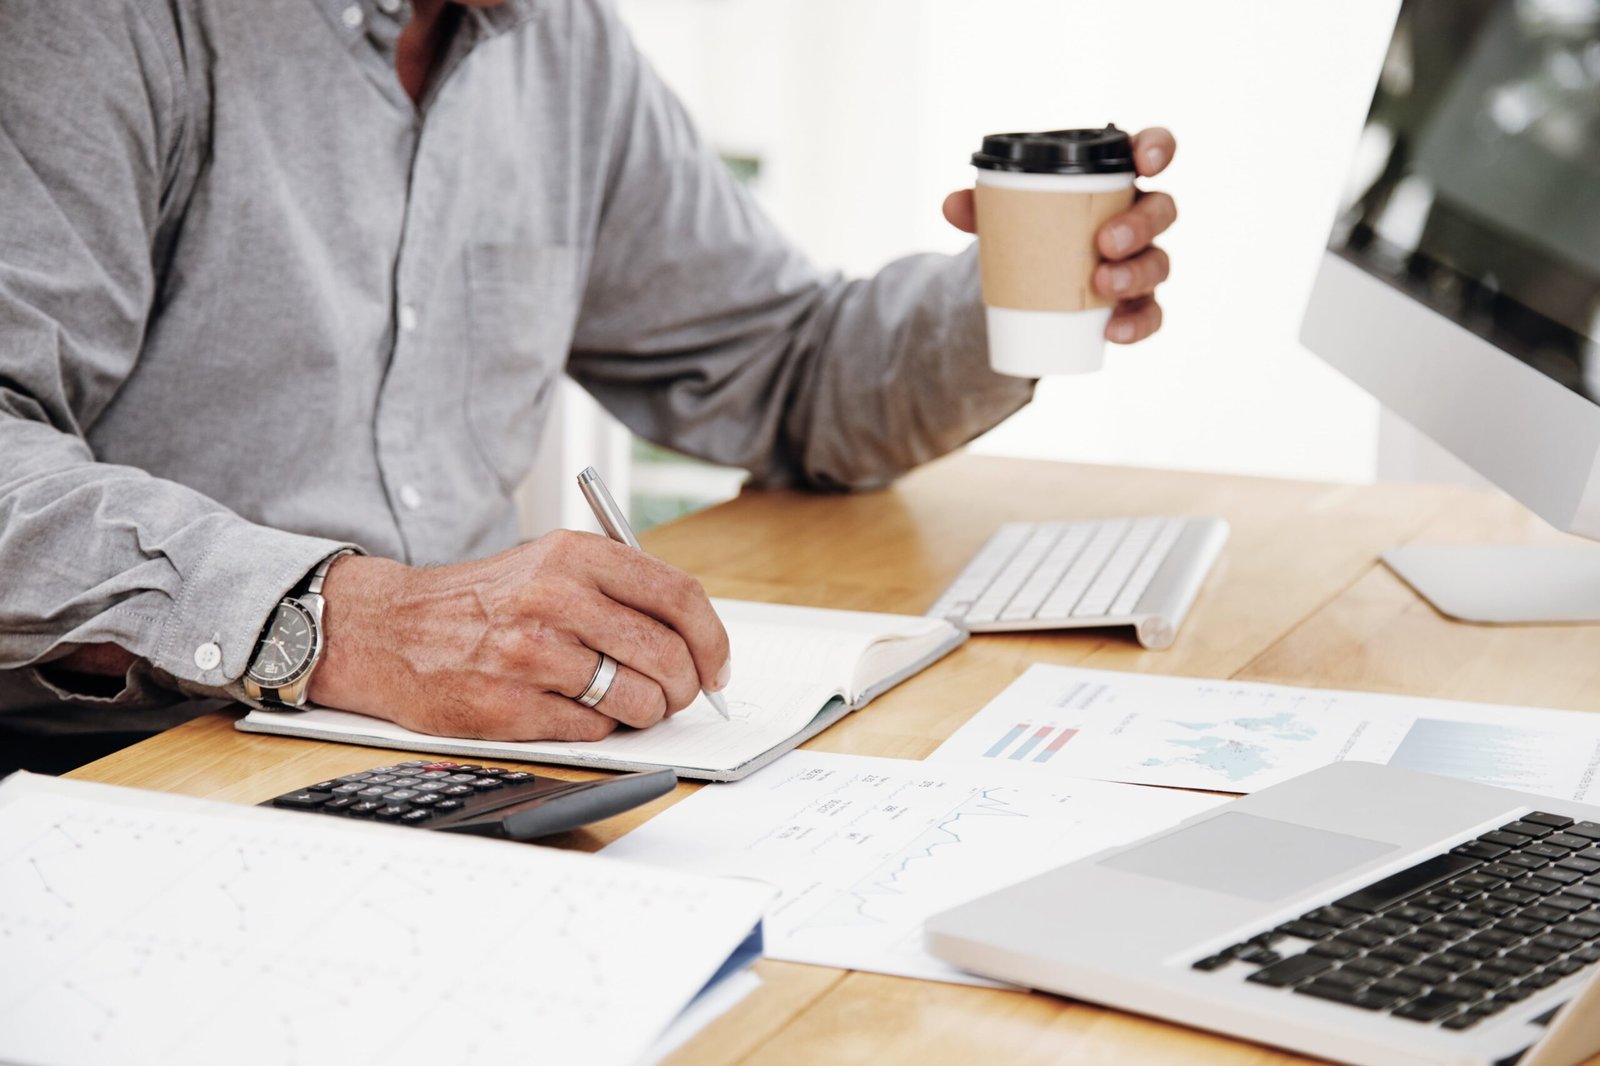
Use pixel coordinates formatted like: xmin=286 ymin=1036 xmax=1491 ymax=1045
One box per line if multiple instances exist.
xmin=262 ymin=760 xmax=676 ymax=840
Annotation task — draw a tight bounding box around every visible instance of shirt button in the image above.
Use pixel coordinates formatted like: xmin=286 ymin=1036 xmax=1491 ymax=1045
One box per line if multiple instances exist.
xmin=399 ymin=485 xmax=424 ymax=510
xmin=398 ymin=304 xmax=419 ymax=332
xmin=340 ymin=4 xmax=364 ymax=29
xmin=194 ymin=642 xmax=223 ymax=671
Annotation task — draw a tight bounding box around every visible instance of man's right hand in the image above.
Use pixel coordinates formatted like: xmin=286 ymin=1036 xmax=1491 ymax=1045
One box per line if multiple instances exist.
xmin=307 ymin=531 xmax=733 ymax=742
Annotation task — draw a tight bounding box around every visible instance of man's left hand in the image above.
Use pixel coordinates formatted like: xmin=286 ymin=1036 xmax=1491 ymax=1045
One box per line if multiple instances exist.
xmin=943 ymin=126 xmax=1178 ymax=345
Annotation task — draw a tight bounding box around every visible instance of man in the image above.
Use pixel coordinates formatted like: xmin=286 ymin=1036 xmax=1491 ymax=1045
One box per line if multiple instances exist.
xmin=0 ymin=0 xmax=1176 ymax=771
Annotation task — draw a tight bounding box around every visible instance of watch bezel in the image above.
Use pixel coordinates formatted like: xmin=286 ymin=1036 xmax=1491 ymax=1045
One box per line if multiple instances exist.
xmin=245 ymin=598 xmax=322 ymax=689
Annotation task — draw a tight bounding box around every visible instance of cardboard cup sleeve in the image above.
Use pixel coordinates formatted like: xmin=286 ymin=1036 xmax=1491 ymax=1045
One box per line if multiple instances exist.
xmin=975 ymin=184 xmax=1137 ymax=313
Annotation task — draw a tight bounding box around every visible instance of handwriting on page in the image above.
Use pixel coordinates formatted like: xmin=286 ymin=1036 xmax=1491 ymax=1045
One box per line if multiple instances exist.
xmin=603 ymin=751 xmax=1224 ymax=985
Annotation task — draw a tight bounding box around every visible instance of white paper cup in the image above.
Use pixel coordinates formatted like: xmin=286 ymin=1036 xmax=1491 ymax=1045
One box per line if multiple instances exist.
xmin=973 ymin=128 xmax=1137 ymax=378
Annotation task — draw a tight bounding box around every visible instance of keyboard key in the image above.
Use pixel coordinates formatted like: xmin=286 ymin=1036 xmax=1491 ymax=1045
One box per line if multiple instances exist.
xmin=1398 ymin=963 xmax=1449 ymax=984
xmin=1299 ymin=902 xmax=1363 ymax=928
xmin=1527 ymin=843 xmax=1576 ymax=859
xmin=1458 ymin=969 xmax=1514 ymax=990
xmin=1246 ymin=954 xmax=1333 ymax=987
xmin=1560 ymin=919 xmax=1600 ymax=940
xmin=1482 ymin=957 xmax=1538 ymax=978
xmin=1541 ymin=897 xmax=1593 ymax=914
xmin=1335 ymin=929 xmax=1388 ymax=949
xmin=1237 ymin=945 xmax=1282 ymax=966
xmin=1455 ymin=841 xmax=1509 ymax=860
xmin=1522 ymin=811 xmax=1574 ymax=829
xmin=1503 ymin=821 xmax=1555 ymax=839
xmin=1296 ymin=981 xmax=1400 ymax=1010
xmin=1534 ymin=868 xmax=1584 ymax=886
xmin=1512 ymin=876 xmax=1566 ymax=895
xmin=1335 ymin=854 xmax=1478 ymax=914
xmin=1548 ymin=958 xmax=1587 ymax=977
xmin=1534 ymin=932 xmax=1583 ymax=952
xmin=272 ymin=790 xmax=331 ymax=810
xmin=1483 ymin=830 xmax=1534 ymax=848
xmin=1308 ymin=941 xmax=1361 ymax=961
xmin=1192 ymin=955 xmax=1232 ymax=972
xmin=1563 ymin=884 xmax=1600 ymax=902
xmin=1566 ymin=822 xmax=1600 ymax=841
xmin=1428 ymin=952 xmax=1477 ymax=973
xmin=1546 ymin=833 xmax=1593 ymax=850
xmin=1392 ymin=994 xmax=1462 ymax=1022
xmin=1369 ymin=977 xmax=1425 ymax=998
xmin=1277 ymin=920 xmax=1338 ymax=940
xmin=1557 ymin=856 xmax=1600 ymax=874
xmin=1502 ymin=853 xmax=1551 ymax=870
xmin=1348 ymin=957 xmax=1400 ymax=978
xmin=1371 ymin=945 xmax=1424 ymax=966
xmin=1508 ymin=945 xmax=1562 ymax=965
xmin=1383 ymin=905 xmax=1437 ymax=925
xmin=1361 ymin=917 xmax=1413 ymax=938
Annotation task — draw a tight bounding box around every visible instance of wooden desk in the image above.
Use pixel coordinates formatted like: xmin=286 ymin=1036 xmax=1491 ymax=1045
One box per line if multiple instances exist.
xmin=68 ymin=453 xmax=1600 ymax=1065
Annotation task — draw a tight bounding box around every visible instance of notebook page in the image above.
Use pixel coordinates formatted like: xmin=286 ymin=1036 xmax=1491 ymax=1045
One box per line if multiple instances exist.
xmin=715 ymin=599 xmax=953 ymax=700
xmin=0 ymin=772 xmax=769 ymax=1066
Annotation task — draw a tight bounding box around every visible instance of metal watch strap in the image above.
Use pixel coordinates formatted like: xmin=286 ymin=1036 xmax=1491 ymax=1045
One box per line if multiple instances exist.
xmin=300 ymin=548 xmax=353 ymax=597
xmin=254 ymin=549 xmax=355 ymax=706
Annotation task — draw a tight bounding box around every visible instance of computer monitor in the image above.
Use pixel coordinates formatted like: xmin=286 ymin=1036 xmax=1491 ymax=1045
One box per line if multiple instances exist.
xmin=1300 ymin=0 xmax=1600 ymax=623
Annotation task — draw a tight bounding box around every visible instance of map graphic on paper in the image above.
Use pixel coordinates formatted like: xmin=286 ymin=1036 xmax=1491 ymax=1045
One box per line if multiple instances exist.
xmin=930 ymin=665 xmax=1600 ymax=801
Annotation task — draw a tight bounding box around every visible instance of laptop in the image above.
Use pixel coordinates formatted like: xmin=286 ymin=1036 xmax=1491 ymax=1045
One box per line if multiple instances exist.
xmin=926 ymin=762 xmax=1600 ymax=1066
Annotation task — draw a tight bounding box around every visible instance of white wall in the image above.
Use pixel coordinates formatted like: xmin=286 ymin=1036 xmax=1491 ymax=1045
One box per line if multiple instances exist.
xmin=616 ymin=0 xmax=1410 ymax=484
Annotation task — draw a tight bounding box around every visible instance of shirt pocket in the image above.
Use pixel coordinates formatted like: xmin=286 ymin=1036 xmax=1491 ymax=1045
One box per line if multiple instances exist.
xmin=464 ymin=242 xmax=579 ymax=491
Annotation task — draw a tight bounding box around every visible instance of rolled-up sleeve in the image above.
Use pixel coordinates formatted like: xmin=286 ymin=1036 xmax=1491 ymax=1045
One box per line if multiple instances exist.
xmin=567 ymin=6 xmax=1034 ymax=490
xmin=0 ymin=3 xmax=355 ymax=712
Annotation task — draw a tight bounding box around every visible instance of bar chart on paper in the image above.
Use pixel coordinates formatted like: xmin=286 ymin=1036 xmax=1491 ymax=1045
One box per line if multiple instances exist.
xmin=931 ymin=665 xmax=1600 ymax=802
xmin=982 ymin=722 xmax=1079 ymax=762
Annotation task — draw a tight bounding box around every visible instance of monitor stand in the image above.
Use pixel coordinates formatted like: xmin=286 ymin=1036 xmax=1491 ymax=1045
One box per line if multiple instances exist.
xmin=1383 ymin=545 xmax=1600 ymax=624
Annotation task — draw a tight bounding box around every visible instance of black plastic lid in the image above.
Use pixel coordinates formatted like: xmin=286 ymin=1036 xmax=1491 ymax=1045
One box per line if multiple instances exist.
xmin=972 ymin=125 xmax=1134 ymax=174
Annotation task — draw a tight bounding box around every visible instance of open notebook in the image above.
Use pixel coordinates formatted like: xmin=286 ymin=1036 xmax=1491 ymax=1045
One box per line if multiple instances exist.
xmin=238 ymin=599 xmax=965 ymax=781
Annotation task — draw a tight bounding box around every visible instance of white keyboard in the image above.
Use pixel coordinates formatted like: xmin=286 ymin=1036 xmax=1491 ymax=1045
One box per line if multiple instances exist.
xmin=926 ymin=516 xmax=1229 ymax=650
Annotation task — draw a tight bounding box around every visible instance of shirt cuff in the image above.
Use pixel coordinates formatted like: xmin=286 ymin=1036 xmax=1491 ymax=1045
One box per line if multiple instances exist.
xmin=151 ymin=524 xmax=362 ymax=699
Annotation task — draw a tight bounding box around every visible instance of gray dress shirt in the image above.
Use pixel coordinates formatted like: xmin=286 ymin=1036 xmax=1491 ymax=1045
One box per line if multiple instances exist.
xmin=0 ymin=0 xmax=1032 ymax=737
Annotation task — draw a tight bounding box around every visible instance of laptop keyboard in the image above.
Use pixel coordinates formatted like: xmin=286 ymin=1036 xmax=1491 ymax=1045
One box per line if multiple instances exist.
xmin=1194 ymin=812 xmax=1600 ymax=1031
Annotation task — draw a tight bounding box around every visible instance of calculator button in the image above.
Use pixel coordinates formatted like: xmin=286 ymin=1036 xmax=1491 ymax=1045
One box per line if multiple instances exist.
xmin=273 ymin=790 xmax=332 ymax=810
xmin=470 ymin=777 xmax=505 ymax=790
xmin=309 ymin=780 xmax=339 ymax=791
xmin=454 ymin=765 xmax=483 ymax=774
xmin=366 ymin=766 xmax=398 ymax=774
xmin=389 ymin=777 xmax=422 ymax=788
xmin=348 ymin=801 xmax=383 ymax=816
xmin=359 ymin=785 xmax=394 ymax=797
xmin=476 ymin=767 xmax=509 ymax=776
xmin=414 ymin=781 xmax=446 ymax=792
xmin=400 ymin=809 xmax=433 ymax=824
xmin=445 ymin=773 xmax=478 ymax=783
xmin=375 ymin=805 xmax=410 ymax=820
xmin=333 ymin=783 xmax=367 ymax=795
xmin=410 ymin=794 xmax=441 ymax=807
xmin=387 ymin=789 xmax=420 ymax=801
xmin=336 ymin=772 xmax=373 ymax=783
xmin=366 ymin=774 xmax=398 ymax=784
xmin=420 ymin=763 xmax=457 ymax=771
xmin=417 ymin=771 xmax=450 ymax=780
xmin=434 ymin=799 xmax=465 ymax=812
xmin=397 ymin=761 xmax=428 ymax=767
xmin=442 ymin=785 xmax=475 ymax=797
xmin=324 ymin=796 xmax=359 ymax=811
xmin=501 ymin=772 xmax=535 ymax=783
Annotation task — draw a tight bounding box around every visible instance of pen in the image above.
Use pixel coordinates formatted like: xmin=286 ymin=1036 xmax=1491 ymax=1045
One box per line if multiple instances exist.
xmin=576 ymin=466 xmax=732 ymax=721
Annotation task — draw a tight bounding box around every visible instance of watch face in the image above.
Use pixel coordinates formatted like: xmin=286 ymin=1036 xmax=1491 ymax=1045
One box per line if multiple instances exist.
xmin=248 ymin=601 xmax=317 ymax=686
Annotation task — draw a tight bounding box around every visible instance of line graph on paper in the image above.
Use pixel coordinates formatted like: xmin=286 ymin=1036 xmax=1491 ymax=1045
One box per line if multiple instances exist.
xmin=795 ymin=786 xmax=1030 ymax=932
xmin=601 ymin=752 xmax=1229 ymax=986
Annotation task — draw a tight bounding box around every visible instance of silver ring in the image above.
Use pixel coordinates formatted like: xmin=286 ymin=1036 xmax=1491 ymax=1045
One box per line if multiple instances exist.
xmin=575 ymin=652 xmax=619 ymax=708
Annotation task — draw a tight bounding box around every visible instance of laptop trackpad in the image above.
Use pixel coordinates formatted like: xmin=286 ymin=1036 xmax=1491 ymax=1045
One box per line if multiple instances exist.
xmin=1099 ymin=812 xmax=1399 ymax=903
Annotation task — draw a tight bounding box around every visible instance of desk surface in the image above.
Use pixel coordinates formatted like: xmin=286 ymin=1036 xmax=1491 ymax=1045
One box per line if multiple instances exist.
xmin=69 ymin=453 xmax=1600 ymax=1065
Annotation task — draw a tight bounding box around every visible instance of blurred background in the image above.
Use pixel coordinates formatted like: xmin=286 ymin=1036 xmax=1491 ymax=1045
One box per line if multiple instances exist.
xmin=526 ymin=0 xmax=1416 ymax=534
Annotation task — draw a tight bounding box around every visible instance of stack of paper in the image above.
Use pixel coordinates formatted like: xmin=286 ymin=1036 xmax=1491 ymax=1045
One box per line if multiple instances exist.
xmin=0 ymin=773 xmax=767 ymax=1066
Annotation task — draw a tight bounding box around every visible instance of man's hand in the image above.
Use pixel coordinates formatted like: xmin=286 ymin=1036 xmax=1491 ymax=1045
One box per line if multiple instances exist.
xmin=942 ymin=126 xmax=1178 ymax=345
xmin=308 ymin=532 xmax=732 ymax=742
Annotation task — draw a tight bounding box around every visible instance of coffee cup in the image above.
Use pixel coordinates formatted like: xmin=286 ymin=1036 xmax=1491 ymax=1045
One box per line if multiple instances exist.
xmin=973 ymin=125 xmax=1137 ymax=377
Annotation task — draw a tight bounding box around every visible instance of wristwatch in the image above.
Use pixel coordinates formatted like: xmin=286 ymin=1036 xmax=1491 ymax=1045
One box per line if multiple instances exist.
xmin=243 ymin=550 xmax=352 ymax=709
